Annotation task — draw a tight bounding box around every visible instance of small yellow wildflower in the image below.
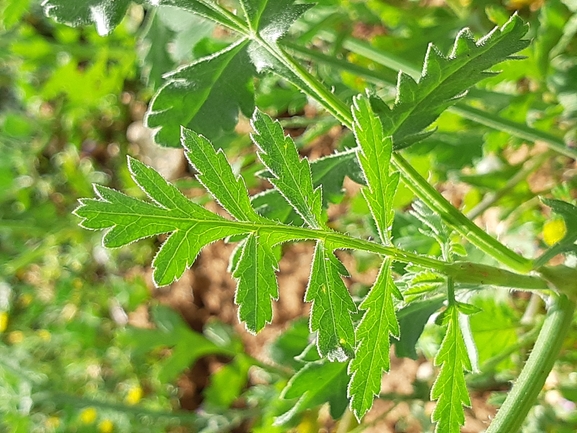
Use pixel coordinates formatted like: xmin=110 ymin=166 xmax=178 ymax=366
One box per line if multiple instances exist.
xmin=45 ymin=416 xmax=60 ymax=429
xmin=543 ymin=219 xmax=567 ymax=246
xmin=7 ymin=330 xmax=24 ymax=344
xmin=37 ymin=329 xmax=52 ymax=342
xmin=80 ymin=407 xmax=98 ymax=424
xmin=0 ymin=312 xmax=8 ymax=332
xmin=98 ymin=419 xmax=114 ymax=433
xmin=125 ymin=386 xmax=143 ymax=405
xmin=19 ymin=294 xmax=33 ymax=307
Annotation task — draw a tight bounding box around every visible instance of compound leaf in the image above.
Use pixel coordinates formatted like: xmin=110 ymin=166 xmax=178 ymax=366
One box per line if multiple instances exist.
xmin=41 ymin=0 xmax=132 ymax=36
xmin=252 ymin=149 xmax=361 ymax=224
xmin=146 ymin=39 xmax=255 ymax=147
xmin=277 ymin=359 xmax=349 ymax=425
xmin=306 ymin=243 xmax=356 ymax=362
xmin=348 ymin=259 xmax=402 ymax=419
xmin=352 ymin=95 xmax=399 ymax=244
xmin=74 ymin=156 xmax=248 ymax=286
xmin=251 ymin=109 xmax=324 ymax=229
xmin=232 ymin=234 xmax=279 ymax=334
xmin=183 ymin=127 xmax=260 ymax=222
xmin=431 ymin=305 xmax=472 ymax=433
xmin=372 ymin=14 xmax=530 ymax=148
xmin=182 ymin=126 xmax=286 ymax=332
xmin=347 ymin=96 xmax=402 ymax=418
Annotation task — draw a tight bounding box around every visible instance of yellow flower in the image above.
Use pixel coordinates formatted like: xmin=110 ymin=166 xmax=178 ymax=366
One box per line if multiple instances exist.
xmin=45 ymin=416 xmax=60 ymax=429
xmin=543 ymin=219 xmax=567 ymax=246
xmin=98 ymin=419 xmax=114 ymax=433
xmin=7 ymin=330 xmax=24 ymax=344
xmin=80 ymin=407 xmax=98 ymax=424
xmin=19 ymin=294 xmax=33 ymax=307
xmin=37 ymin=329 xmax=52 ymax=342
xmin=0 ymin=312 xmax=8 ymax=332
xmin=125 ymin=386 xmax=143 ymax=405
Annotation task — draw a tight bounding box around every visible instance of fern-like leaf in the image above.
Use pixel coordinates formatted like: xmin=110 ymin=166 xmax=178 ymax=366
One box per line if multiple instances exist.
xmin=431 ymin=305 xmax=472 ymax=433
xmin=347 ymin=95 xmax=402 ymax=418
xmin=348 ymin=258 xmax=401 ymax=419
xmin=372 ymin=14 xmax=530 ymax=148
xmin=183 ymin=127 xmax=280 ymax=333
xmin=74 ymin=157 xmax=248 ymax=286
xmin=251 ymin=109 xmax=324 ymax=229
xmin=306 ymin=242 xmax=357 ymax=362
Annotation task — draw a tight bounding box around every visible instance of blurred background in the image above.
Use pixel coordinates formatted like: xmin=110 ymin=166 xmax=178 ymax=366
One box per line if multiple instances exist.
xmin=1 ymin=0 xmax=576 ymax=432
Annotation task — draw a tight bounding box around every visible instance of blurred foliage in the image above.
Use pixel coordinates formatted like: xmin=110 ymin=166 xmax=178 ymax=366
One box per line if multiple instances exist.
xmin=1 ymin=0 xmax=577 ymax=432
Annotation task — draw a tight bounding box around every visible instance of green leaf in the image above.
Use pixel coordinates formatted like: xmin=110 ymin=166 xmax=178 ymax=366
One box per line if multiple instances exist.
xmin=120 ymin=305 xmax=228 ymax=383
xmin=277 ymin=360 xmax=349 ymax=425
xmin=305 ymin=242 xmax=356 ymax=362
xmin=139 ymin=7 xmax=215 ymax=88
xmin=154 ymin=1 xmax=242 ymax=31
xmin=146 ymin=39 xmax=255 ymax=147
xmin=74 ymin=156 xmax=249 ymax=286
xmin=182 ymin=126 xmax=282 ymax=333
xmin=204 ymin=355 xmax=253 ymax=408
xmin=370 ymin=14 xmax=530 ymax=149
xmin=395 ymin=297 xmax=445 ymax=359
xmin=251 ymin=109 xmax=324 ymax=229
xmin=252 ymin=149 xmax=361 ymax=224
xmin=42 ymin=0 xmax=131 ymax=36
xmin=347 ymin=95 xmax=403 ymax=418
xmin=348 ymin=258 xmax=402 ymax=419
xmin=183 ymin=127 xmax=260 ymax=222
xmin=469 ymin=291 xmax=518 ymax=370
xmin=431 ymin=305 xmax=472 ymax=433
xmin=269 ymin=318 xmax=310 ymax=370
xmin=352 ymin=95 xmax=399 ymax=244
xmin=232 ymin=234 xmax=279 ymax=334
xmin=141 ymin=0 xmax=310 ymax=145
xmin=138 ymin=10 xmax=176 ymax=88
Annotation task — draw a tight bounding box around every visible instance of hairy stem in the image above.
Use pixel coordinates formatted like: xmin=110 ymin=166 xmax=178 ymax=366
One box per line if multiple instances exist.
xmin=286 ymin=30 xmax=577 ymax=159
xmin=391 ymin=153 xmax=533 ymax=273
xmin=466 ymin=151 xmax=551 ymax=220
xmin=208 ymin=219 xmax=548 ymax=290
xmin=486 ymin=294 xmax=575 ymax=433
xmin=272 ymin=46 xmax=534 ymax=273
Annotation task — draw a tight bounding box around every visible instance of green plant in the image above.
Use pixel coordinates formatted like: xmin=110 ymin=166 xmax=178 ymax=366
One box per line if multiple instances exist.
xmin=38 ymin=0 xmax=577 ymax=431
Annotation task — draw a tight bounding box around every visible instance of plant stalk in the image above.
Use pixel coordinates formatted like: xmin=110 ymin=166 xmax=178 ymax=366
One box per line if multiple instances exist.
xmin=391 ymin=153 xmax=534 ymax=273
xmin=212 ymin=219 xmax=549 ymax=290
xmin=286 ymin=30 xmax=577 ymax=160
xmin=273 ymin=45 xmax=534 ymax=274
xmin=486 ymin=294 xmax=575 ymax=433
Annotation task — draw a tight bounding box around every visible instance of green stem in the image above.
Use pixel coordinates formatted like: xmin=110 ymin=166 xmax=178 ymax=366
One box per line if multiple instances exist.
xmin=450 ymin=105 xmax=577 ymax=160
xmin=391 ymin=153 xmax=533 ymax=273
xmin=271 ymin=43 xmax=353 ymax=128
xmin=447 ymin=277 xmax=456 ymax=306
xmin=283 ymin=39 xmax=577 ymax=159
xmin=274 ymin=45 xmax=534 ymax=273
xmin=466 ymin=151 xmax=551 ymax=220
xmin=210 ymin=219 xmax=548 ymax=290
xmin=486 ymin=294 xmax=575 ymax=433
